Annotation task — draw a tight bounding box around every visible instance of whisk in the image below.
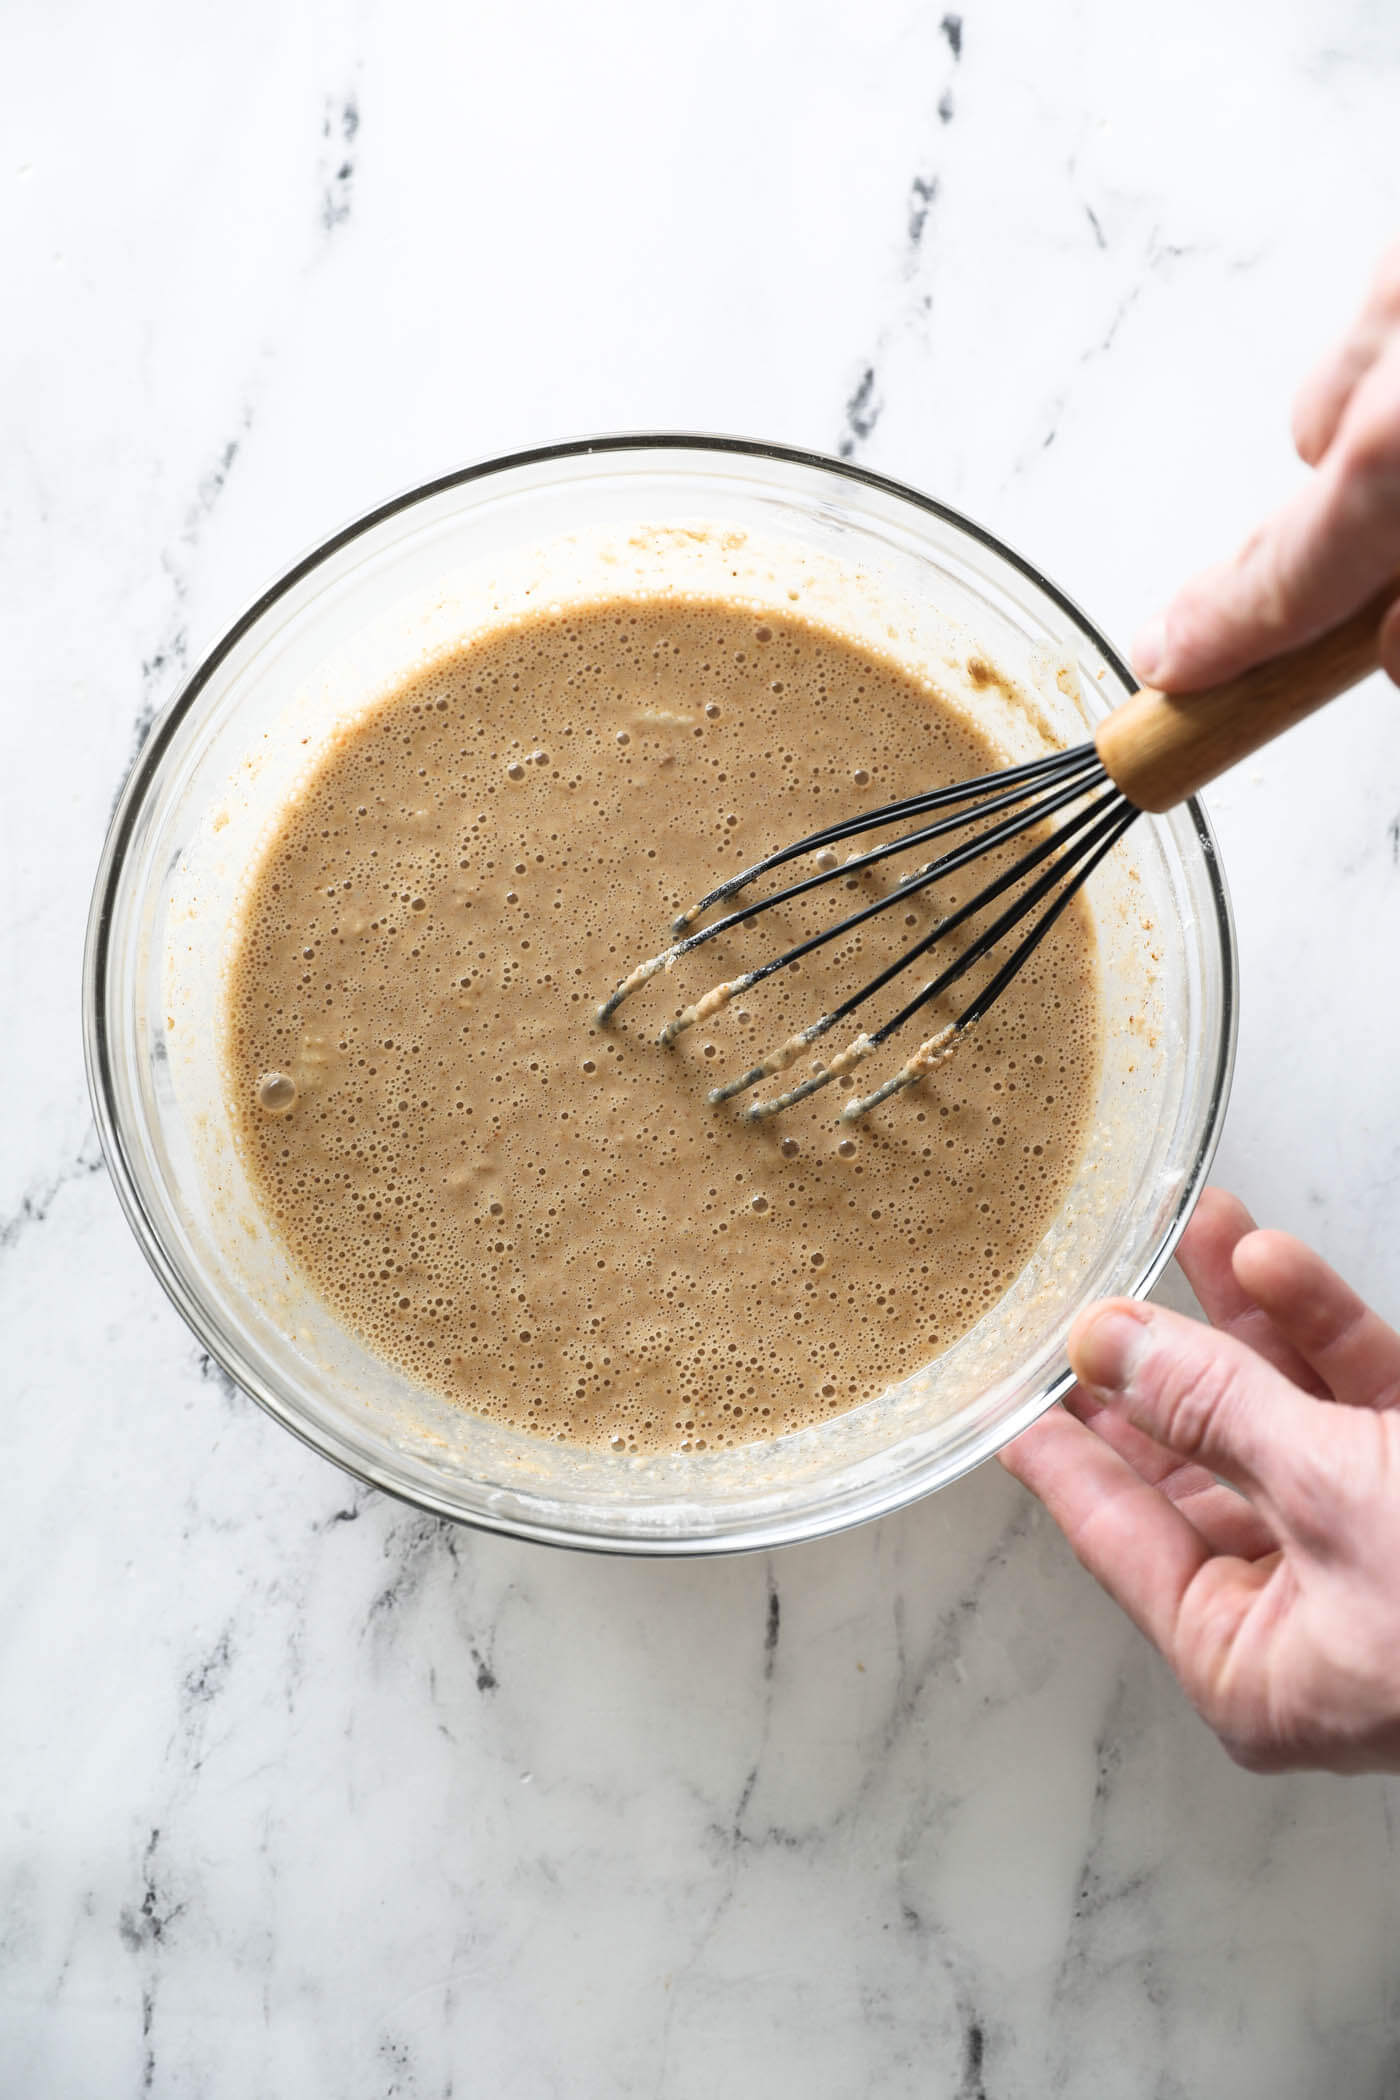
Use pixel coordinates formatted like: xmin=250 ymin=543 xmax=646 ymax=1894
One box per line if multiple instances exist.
xmin=599 ymin=585 xmax=1396 ymax=1121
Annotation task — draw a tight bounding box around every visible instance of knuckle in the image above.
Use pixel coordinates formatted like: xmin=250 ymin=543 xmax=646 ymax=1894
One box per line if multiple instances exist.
xmin=1225 ymin=528 xmax=1299 ymax=642
xmin=1185 ymin=1661 xmax=1288 ymax=1772
xmin=1369 ymin=240 xmax=1400 ymax=320
xmin=1167 ymin=558 xmax=1260 ymax=662
xmin=1290 ymin=395 xmax=1324 ymax=465
xmin=1177 ymin=1571 xmax=1309 ymax=1773
xmin=1149 ymin=1347 xmax=1249 ymax=1463
xmin=1278 ymin=1414 xmax=1375 ymax=1545
xmin=1251 ymin=544 xmax=1303 ymax=638
xmin=1337 ymin=409 xmax=1400 ymax=488
xmin=1382 ymin=601 xmax=1400 ymax=690
xmin=1221 ymin=1731 xmax=1289 ymax=1775
xmin=1337 ymin=344 xmax=1400 ymax=484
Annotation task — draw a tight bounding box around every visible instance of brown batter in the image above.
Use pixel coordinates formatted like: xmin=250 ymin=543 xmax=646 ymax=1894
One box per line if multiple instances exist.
xmin=225 ymin=598 xmax=1100 ymax=1453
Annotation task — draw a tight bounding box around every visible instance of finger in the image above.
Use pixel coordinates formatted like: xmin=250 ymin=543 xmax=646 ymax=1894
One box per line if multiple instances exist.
xmin=1382 ymin=593 xmax=1400 ymax=688
xmin=1173 ymin=1185 xmax=1259 ymax=1316
xmin=1000 ymin=1407 xmax=1214 ymax=1656
xmin=1292 ymin=333 xmax=1386 ymax=468
xmin=1065 ymin=1384 xmax=1278 ymax=1559
xmin=1131 ymin=346 xmax=1400 ymax=692
xmin=1132 ymin=467 xmax=1400 ymax=694
xmin=1294 ymin=240 xmax=1400 ymax=465
xmin=1231 ymin=1230 xmax=1400 ymax=1413
xmin=1171 ymin=1551 xmax=1289 ymax=1770
xmin=1067 ymin=1298 xmax=1320 ymax=1516
xmin=1175 ymin=1186 xmax=1327 ymax=1394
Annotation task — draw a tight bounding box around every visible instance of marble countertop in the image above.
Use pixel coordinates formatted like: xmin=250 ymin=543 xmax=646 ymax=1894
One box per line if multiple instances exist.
xmin=6 ymin=2 xmax=1400 ymax=2092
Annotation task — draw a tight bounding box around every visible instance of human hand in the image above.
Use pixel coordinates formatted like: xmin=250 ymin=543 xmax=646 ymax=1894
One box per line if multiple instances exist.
xmin=1132 ymin=240 xmax=1400 ymax=693
xmin=1000 ymin=1187 xmax=1400 ymax=1773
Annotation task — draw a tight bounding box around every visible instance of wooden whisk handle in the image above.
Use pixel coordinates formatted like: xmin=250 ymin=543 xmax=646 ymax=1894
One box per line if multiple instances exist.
xmin=1094 ymin=581 xmax=1400 ymax=814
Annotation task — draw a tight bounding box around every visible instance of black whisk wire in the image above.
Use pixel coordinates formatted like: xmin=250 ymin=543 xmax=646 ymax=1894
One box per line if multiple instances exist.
xmin=707 ymin=783 xmax=1123 ymax=1107
xmin=596 ymin=739 xmax=1140 ymax=1121
xmin=595 ymin=746 xmax=1106 ymax=1031
xmin=889 ymin=803 xmax=1134 ymax=1043
xmin=835 ymin=802 xmax=1139 ymax=1120
xmin=674 ymin=740 xmax=1100 ymax=930
xmin=734 ymin=797 xmax=1137 ymax=1121
xmin=675 ymin=758 xmax=1107 ymax=1020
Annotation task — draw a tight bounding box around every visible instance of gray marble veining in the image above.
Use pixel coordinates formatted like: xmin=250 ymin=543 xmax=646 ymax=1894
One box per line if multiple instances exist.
xmin=5 ymin=0 xmax=1400 ymax=2091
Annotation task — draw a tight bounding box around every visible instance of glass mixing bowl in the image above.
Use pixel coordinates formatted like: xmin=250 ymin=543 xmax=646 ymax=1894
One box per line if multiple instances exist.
xmin=84 ymin=436 xmax=1235 ymax=1553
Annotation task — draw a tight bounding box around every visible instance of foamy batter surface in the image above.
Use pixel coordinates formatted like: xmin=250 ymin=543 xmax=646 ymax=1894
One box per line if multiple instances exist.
xmin=226 ymin=599 xmax=1100 ymax=1452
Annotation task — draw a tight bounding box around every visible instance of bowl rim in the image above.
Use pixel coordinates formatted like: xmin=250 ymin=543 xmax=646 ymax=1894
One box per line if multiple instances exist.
xmin=82 ymin=431 xmax=1238 ymax=1554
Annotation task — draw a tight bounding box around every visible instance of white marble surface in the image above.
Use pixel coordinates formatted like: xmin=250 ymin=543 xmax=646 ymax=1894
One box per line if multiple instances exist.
xmin=5 ymin=1 xmax=1400 ymax=2092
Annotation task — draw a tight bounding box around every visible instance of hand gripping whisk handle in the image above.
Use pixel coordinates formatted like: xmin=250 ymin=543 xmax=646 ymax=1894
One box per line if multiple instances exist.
xmin=1095 ymin=580 xmax=1400 ymax=815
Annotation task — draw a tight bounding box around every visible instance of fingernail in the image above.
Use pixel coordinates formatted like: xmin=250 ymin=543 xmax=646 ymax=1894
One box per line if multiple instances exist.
xmin=1131 ymin=612 xmax=1167 ymax=686
xmin=1072 ymin=1304 xmax=1152 ymax=1394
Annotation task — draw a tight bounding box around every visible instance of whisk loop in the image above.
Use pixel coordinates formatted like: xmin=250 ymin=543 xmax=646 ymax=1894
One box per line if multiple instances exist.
xmin=597 ymin=738 xmax=1139 ymax=1120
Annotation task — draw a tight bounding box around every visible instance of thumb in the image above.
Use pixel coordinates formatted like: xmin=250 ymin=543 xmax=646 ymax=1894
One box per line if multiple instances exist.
xmin=1068 ymin=1298 xmax=1322 ymax=1520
